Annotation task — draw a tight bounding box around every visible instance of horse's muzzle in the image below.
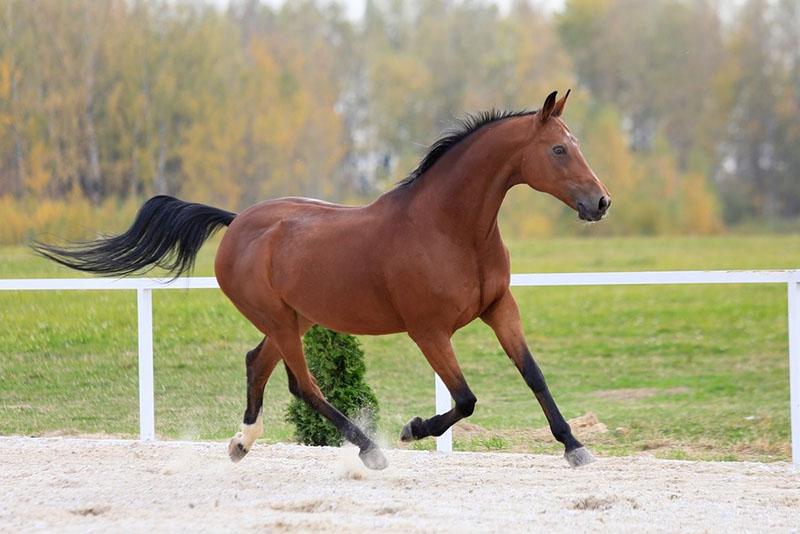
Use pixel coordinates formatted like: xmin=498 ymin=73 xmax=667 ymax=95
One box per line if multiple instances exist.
xmin=577 ymin=195 xmax=611 ymax=222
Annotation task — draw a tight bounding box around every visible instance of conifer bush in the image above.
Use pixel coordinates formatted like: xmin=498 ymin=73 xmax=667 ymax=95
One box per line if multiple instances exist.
xmin=286 ymin=326 xmax=379 ymax=446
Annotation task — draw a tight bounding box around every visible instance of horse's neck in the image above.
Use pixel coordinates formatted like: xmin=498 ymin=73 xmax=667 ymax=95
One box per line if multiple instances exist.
xmin=407 ymin=118 xmax=528 ymax=246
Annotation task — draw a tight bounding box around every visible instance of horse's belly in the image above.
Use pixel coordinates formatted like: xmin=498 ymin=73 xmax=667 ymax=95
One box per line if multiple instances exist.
xmin=285 ymin=285 xmax=405 ymax=335
xmin=273 ymin=245 xmax=405 ymax=335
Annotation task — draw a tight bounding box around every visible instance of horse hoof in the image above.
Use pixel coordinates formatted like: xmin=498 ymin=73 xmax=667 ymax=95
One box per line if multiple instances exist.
xmin=400 ymin=417 xmax=424 ymax=442
xmin=228 ymin=432 xmax=249 ymax=463
xmin=359 ymin=446 xmax=388 ymax=470
xmin=565 ymin=446 xmax=596 ymax=468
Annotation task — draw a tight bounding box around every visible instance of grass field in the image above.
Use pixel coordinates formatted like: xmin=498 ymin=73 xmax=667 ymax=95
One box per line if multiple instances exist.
xmin=1 ymin=235 xmax=799 ymax=461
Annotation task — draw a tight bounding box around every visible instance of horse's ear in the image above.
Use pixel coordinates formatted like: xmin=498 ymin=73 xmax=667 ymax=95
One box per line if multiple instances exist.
xmin=539 ymin=91 xmax=558 ymax=122
xmin=553 ymin=89 xmax=571 ymax=118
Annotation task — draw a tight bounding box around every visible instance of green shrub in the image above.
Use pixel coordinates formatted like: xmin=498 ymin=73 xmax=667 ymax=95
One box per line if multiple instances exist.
xmin=286 ymin=326 xmax=379 ymax=446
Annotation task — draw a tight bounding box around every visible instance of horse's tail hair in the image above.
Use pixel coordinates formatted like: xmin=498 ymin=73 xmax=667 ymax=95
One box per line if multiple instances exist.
xmin=32 ymin=195 xmax=237 ymax=278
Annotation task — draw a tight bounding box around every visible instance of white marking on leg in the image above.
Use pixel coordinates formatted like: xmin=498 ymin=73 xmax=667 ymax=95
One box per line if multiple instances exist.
xmin=239 ymin=411 xmax=264 ymax=450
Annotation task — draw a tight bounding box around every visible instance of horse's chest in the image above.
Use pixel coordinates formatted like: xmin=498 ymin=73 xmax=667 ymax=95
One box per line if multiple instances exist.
xmin=450 ymin=254 xmax=510 ymax=327
xmin=387 ymin=235 xmax=510 ymax=331
xmin=480 ymin=266 xmax=510 ymax=306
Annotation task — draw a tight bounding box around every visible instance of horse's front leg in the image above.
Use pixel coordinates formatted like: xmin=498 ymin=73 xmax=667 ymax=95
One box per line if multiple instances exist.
xmin=481 ymin=290 xmax=595 ymax=467
xmin=400 ymin=332 xmax=477 ymax=442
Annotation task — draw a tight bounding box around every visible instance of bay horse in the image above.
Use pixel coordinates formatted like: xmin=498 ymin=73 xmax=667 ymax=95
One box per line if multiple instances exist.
xmin=34 ymin=90 xmax=611 ymax=470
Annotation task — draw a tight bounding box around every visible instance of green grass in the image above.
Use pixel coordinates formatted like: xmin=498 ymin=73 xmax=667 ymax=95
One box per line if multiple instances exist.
xmin=1 ymin=235 xmax=799 ymax=461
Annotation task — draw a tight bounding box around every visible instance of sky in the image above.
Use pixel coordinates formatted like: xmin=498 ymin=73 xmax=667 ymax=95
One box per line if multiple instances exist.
xmin=206 ymin=0 xmax=739 ymax=22
xmin=221 ymin=0 xmax=567 ymax=20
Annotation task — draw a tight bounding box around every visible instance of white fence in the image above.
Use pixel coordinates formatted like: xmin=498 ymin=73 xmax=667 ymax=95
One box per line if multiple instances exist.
xmin=2 ymin=270 xmax=798 ymax=466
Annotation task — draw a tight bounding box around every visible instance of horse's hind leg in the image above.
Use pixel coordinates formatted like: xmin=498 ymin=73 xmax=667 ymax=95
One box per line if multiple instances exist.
xmin=285 ymin=364 xmax=301 ymax=398
xmin=229 ymin=320 xmax=313 ymax=462
xmin=228 ymin=338 xmax=282 ymax=462
xmin=273 ymin=327 xmax=388 ymax=470
xmin=400 ymin=333 xmax=477 ymax=442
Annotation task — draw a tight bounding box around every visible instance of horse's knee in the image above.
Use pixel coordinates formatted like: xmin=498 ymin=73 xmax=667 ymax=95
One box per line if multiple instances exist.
xmin=455 ymin=392 xmax=477 ymax=417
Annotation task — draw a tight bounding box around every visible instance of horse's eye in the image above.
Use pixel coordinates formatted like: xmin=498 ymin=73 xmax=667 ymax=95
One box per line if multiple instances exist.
xmin=552 ymin=145 xmax=567 ymax=156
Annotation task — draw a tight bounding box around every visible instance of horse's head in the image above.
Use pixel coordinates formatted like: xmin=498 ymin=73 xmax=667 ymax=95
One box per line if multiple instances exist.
xmin=519 ymin=90 xmax=611 ymax=222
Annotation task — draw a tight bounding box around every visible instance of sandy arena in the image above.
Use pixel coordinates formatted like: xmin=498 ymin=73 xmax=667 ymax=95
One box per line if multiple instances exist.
xmin=1 ymin=436 xmax=798 ymax=532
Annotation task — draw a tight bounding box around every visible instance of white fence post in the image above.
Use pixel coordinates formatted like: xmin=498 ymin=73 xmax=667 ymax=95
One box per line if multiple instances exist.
xmin=435 ymin=373 xmax=453 ymax=453
xmin=788 ymin=276 xmax=800 ymax=467
xmin=137 ymin=288 xmax=156 ymax=441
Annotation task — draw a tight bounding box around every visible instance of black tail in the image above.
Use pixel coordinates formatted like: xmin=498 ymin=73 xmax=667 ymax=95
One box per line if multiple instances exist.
xmin=32 ymin=195 xmax=237 ymax=278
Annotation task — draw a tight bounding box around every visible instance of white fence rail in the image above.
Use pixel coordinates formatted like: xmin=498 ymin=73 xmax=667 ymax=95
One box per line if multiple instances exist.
xmin=2 ymin=270 xmax=798 ymax=465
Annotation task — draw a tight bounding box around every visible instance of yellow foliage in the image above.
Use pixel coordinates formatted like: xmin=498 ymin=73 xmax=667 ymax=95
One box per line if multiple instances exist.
xmin=0 ymin=0 xmax=736 ymax=243
xmin=0 ymin=196 xmax=29 ymax=244
xmin=26 ymin=142 xmax=51 ymax=197
xmin=499 ymin=187 xmax=558 ymax=239
xmin=679 ymin=172 xmax=723 ymax=234
xmin=0 ymin=195 xmax=141 ymax=245
xmin=0 ymin=59 xmax=12 ymax=130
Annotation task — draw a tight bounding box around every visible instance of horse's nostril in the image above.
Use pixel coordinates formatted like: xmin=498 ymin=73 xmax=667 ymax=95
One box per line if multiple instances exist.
xmin=598 ymin=196 xmax=611 ymax=212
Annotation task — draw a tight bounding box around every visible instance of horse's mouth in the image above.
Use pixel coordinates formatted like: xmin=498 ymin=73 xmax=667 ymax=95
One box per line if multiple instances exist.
xmin=576 ymin=203 xmax=606 ymax=222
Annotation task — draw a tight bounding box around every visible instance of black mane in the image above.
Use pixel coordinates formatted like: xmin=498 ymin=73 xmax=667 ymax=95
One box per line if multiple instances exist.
xmin=398 ymin=109 xmax=536 ymax=187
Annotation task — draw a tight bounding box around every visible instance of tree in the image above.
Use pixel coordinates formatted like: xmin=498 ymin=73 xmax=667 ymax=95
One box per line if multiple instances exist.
xmin=558 ymin=0 xmax=725 ymax=165
xmin=286 ymin=326 xmax=379 ymax=447
xmin=717 ymin=0 xmax=800 ymax=222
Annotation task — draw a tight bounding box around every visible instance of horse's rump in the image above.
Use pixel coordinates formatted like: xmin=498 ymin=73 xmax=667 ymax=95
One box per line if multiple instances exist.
xmin=216 ymin=197 xmax=406 ymax=335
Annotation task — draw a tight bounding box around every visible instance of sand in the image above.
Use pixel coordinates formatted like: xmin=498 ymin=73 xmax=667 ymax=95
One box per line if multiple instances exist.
xmin=1 ymin=436 xmax=798 ymax=533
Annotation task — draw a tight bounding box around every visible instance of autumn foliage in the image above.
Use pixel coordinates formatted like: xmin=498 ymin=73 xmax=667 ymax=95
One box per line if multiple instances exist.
xmin=0 ymin=0 xmax=797 ymax=243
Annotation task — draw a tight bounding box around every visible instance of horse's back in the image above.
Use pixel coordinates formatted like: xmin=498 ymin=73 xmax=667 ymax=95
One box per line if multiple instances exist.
xmin=215 ymin=196 xmax=406 ymax=334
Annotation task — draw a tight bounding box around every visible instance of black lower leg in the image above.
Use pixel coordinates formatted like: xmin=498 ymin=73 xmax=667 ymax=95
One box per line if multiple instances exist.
xmin=302 ymin=392 xmax=387 ymax=470
xmin=299 ymin=390 xmax=377 ymax=451
xmin=243 ymin=339 xmax=266 ymax=425
xmin=518 ymin=349 xmax=582 ymax=452
xmin=285 ymin=363 xmax=301 ymax=398
xmin=402 ymin=386 xmax=476 ymax=441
